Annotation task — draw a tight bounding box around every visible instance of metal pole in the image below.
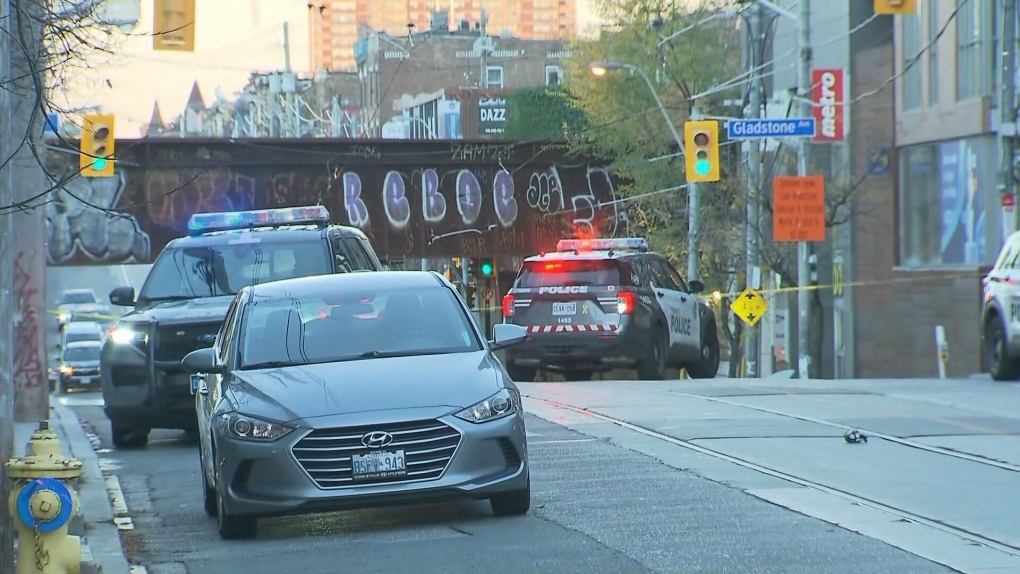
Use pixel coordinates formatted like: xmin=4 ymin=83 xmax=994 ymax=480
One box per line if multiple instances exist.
xmin=1000 ymin=0 xmax=1017 ymax=229
xmin=0 ymin=0 xmax=14 ymax=567
xmin=795 ymin=0 xmax=813 ymax=379
xmin=688 ymin=105 xmax=701 ymax=282
xmin=744 ymin=4 xmax=764 ymax=378
xmin=480 ymin=10 xmax=488 ymax=88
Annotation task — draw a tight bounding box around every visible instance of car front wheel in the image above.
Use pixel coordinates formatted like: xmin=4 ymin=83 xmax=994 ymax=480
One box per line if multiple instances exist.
xmin=985 ymin=316 xmax=1020 ymax=381
xmin=490 ymin=476 xmax=531 ymax=516
xmin=215 ymin=464 xmax=257 ymax=539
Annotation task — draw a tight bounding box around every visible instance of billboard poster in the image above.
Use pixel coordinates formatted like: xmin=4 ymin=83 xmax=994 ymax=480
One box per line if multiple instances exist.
xmin=939 ymin=140 xmax=985 ymax=265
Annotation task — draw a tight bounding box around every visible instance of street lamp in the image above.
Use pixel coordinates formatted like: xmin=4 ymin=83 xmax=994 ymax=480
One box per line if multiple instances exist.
xmin=588 ymin=60 xmax=701 ymax=282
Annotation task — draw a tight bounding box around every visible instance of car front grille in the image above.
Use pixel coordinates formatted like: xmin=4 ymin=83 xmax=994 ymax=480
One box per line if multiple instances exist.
xmin=154 ymin=322 xmax=220 ymax=362
xmin=292 ymin=419 xmax=462 ymax=488
xmin=72 ymin=368 xmax=100 ymax=376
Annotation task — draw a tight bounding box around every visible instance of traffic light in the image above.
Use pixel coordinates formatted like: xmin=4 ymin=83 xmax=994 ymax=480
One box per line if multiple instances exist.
xmin=153 ymin=0 xmax=196 ymax=52
xmin=874 ymin=0 xmax=916 ymax=15
xmin=684 ymin=120 xmax=720 ymax=183
xmin=80 ymin=114 xmax=115 ymax=177
xmin=465 ymin=282 xmax=477 ymax=307
xmin=477 ymin=257 xmax=495 ymax=278
xmin=465 ymin=258 xmax=475 ymax=277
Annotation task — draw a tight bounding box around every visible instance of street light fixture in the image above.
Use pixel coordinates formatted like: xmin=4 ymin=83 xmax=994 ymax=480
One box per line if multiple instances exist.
xmin=588 ymin=60 xmax=701 ymax=282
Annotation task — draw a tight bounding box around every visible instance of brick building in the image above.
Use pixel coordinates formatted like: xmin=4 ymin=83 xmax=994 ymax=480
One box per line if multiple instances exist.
xmin=309 ymin=0 xmax=576 ymax=72
xmin=354 ymin=14 xmax=569 ymax=138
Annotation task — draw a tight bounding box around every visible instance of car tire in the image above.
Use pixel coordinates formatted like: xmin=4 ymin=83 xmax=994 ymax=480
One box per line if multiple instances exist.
xmin=561 ymin=369 xmax=593 ymax=381
xmin=687 ymin=325 xmax=720 ymax=379
xmin=490 ymin=476 xmax=531 ymax=516
xmin=506 ymin=364 xmax=537 ymax=382
xmin=111 ymin=421 xmax=149 ymax=449
xmin=636 ymin=328 xmax=667 ymax=380
xmin=200 ymin=447 xmax=217 ymax=517
xmin=985 ymin=316 xmax=1020 ymax=381
xmin=56 ymin=379 xmax=68 ymax=395
xmin=216 ymin=474 xmax=256 ymax=540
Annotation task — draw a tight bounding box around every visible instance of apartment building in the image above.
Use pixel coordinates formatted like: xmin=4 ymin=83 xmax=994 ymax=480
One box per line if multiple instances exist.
xmin=354 ymin=20 xmax=568 ymax=138
xmin=308 ymin=0 xmax=575 ymax=71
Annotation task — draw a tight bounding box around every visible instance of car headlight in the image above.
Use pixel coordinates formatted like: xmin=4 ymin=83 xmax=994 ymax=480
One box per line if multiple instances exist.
xmin=455 ymin=388 xmax=521 ymax=424
xmin=110 ymin=326 xmax=146 ymax=345
xmin=216 ymin=412 xmax=293 ymax=441
xmin=58 ymin=364 xmax=73 ymax=375
xmin=57 ymin=312 xmax=71 ymax=322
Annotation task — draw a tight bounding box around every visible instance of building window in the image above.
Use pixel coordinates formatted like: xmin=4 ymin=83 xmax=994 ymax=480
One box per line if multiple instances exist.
xmin=927 ymin=0 xmax=938 ymax=105
xmin=956 ymin=0 xmax=991 ymax=100
xmin=545 ymin=65 xmax=562 ymax=86
xmin=899 ymin=137 xmax=993 ymax=268
xmin=485 ymin=66 xmax=504 ymax=89
xmin=901 ymin=12 xmax=922 ymax=110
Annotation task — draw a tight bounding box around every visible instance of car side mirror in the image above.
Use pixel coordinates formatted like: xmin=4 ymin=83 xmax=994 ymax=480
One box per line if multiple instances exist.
xmin=109 ymin=286 xmax=136 ymax=307
xmin=182 ymin=347 xmax=225 ymax=374
xmin=688 ymin=280 xmax=705 ymax=294
xmin=490 ymin=323 xmax=527 ymax=350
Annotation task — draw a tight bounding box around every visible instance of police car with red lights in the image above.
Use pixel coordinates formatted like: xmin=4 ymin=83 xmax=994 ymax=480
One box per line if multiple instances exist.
xmin=100 ymin=206 xmax=385 ymax=448
xmin=500 ymin=237 xmax=720 ymax=381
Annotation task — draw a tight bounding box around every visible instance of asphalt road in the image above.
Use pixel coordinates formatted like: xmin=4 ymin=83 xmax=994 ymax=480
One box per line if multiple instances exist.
xmin=61 ymin=391 xmax=954 ymax=574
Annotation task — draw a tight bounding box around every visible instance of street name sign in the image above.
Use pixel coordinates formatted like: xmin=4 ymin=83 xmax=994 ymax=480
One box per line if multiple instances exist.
xmin=726 ymin=118 xmax=816 ymax=140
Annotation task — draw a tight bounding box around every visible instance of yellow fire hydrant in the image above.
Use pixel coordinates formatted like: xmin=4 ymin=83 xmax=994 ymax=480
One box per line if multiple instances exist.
xmin=5 ymin=421 xmax=84 ymax=574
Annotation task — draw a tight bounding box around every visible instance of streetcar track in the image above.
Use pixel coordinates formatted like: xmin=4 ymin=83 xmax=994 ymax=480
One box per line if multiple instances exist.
xmin=671 ymin=392 xmax=1020 ymax=473
xmin=524 ymin=395 xmax=1020 ymax=558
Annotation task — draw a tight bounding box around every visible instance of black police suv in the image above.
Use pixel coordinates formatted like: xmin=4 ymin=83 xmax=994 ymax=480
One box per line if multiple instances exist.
xmin=501 ymin=237 xmax=720 ymax=381
xmin=100 ymin=206 xmax=384 ymax=448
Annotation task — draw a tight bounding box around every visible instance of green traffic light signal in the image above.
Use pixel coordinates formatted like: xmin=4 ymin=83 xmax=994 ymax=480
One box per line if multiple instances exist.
xmin=92 ymin=157 xmax=108 ymax=170
xmin=480 ymin=261 xmax=493 ymax=276
xmin=695 ymin=151 xmax=710 ymax=175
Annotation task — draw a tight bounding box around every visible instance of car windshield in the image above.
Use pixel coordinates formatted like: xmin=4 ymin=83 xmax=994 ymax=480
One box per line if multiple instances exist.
xmin=61 ymin=291 xmax=96 ymax=304
xmin=65 ymin=332 xmax=101 ymax=345
xmin=62 ymin=346 xmax=100 ymax=362
xmin=517 ymin=260 xmax=623 ymax=287
xmin=238 ymin=285 xmax=481 ymax=369
xmin=137 ymin=241 xmax=331 ymax=302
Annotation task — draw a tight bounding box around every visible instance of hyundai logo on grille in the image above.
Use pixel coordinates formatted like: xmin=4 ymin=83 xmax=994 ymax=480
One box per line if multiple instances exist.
xmin=361 ymin=431 xmax=394 ymax=449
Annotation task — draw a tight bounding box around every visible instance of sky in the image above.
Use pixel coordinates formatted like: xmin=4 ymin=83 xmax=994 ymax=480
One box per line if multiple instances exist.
xmin=63 ymin=0 xmax=312 ymax=136
xmin=63 ymin=0 xmax=602 ymax=137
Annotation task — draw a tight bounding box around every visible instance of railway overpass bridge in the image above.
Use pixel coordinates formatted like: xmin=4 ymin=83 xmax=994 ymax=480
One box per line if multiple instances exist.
xmin=43 ymin=138 xmax=630 ymax=267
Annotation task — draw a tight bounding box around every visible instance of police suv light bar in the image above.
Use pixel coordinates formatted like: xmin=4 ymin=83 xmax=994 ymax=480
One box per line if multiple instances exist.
xmin=187 ymin=206 xmax=331 ymax=236
xmin=556 ymin=237 xmax=649 ymax=252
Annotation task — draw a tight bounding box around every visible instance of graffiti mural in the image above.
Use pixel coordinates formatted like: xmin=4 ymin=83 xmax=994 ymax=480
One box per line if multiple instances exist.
xmin=43 ymin=140 xmax=628 ymax=264
xmin=13 ymin=252 xmax=45 ymax=403
xmin=44 ymin=172 xmax=151 ymax=264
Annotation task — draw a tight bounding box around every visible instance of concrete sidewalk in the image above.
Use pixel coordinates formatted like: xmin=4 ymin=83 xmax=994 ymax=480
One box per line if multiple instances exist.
xmin=12 ymin=401 xmax=131 ymax=574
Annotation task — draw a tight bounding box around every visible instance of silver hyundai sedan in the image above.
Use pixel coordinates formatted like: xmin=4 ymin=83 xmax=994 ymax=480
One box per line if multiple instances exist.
xmin=183 ymin=271 xmax=531 ymax=540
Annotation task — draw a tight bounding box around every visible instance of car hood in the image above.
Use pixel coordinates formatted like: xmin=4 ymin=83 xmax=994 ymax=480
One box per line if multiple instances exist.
xmin=63 ymin=360 xmax=100 ymax=369
xmin=123 ymin=295 xmax=235 ymax=324
xmin=225 ymin=351 xmax=505 ymax=423
xmin=59 ymin=303 xmax=110 ymax=314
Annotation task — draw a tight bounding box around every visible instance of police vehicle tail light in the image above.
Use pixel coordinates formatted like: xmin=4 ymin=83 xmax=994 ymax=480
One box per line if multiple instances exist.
xmin=502 ymin=294 xmax=515 ymax=318
xmin=187 ymin=205 xmax=331 ymax=236
xmin=616 ymin=291 xmax=636 ymax=315
xmin=556 ymin=237 xmax=649 ymax=252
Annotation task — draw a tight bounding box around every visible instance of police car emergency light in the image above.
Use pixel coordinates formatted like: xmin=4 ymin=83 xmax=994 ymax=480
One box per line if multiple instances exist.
xmin=556 ymin=237 xmax=649 ymax=252
xmin=187 ymin=206 xmax=331 ymax=236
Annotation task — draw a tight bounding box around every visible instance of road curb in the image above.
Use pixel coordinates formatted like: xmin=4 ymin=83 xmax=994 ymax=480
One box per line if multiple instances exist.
xmin=50 ymin=400 xmax=133 ymax=574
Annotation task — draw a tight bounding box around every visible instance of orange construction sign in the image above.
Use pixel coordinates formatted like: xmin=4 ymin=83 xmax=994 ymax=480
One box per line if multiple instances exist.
xmin=772 ymin=175 xmax=825 ymax=242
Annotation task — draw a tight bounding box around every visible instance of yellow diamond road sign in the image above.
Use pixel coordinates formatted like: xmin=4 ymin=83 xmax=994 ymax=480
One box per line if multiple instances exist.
xmin=730 ymin=287 xmax=769 ymax=327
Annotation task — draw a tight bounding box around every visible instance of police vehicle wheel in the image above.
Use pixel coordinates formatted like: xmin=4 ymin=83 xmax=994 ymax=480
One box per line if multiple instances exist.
xmin=561 ymin=369 xmax=594 ymax=381
xmin=687 ymin=326 xmax=720 ymax=379
xmin=506 ymin=364 xmax=537 ymax=382
xmin=637 ymin=330 xmax=667 ymax=380
xmin=985 ymin=317 xmax=1020 ymax=381
xmin=111 ymin=421 xmax=149 ymax=449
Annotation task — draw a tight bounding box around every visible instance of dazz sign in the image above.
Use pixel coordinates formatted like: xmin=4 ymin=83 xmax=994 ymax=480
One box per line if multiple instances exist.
xmin=811 ymin=68 xmax=844 ymax=142
xmin=480 ymin=107 xmax=506 ymax=123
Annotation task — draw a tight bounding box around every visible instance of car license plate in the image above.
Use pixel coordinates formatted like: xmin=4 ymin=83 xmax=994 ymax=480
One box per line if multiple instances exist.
xmin=80 ymin=377 xmax=95 ymax=385
xmin=190 ymin=374 xmax=202 ymax=395
xmin=352 ymin=450 xmax=407 ymax=479
xmin=552 ymin=302 xmax=577 ymax=316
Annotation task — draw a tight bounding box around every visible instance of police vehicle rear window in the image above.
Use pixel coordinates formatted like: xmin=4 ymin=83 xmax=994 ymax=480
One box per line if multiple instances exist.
xmin=517 ymin=260 xmax=625 ymax=288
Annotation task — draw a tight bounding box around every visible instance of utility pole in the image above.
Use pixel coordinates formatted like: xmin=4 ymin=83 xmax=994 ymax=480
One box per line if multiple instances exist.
xmin=479 ymin=9 xmax=489 ymax=88
xmin=0 ymin=0 xmax=14 ymax=568
xmin=1000 ymin=0 xmax=1017 ymax=232
xmin=688 ymin=105 xmax=701 ymax=282
xmin=795 ymin=0 xmax=813 ymax=379
xmin=744 ymin=3 xmax=764 ymax=378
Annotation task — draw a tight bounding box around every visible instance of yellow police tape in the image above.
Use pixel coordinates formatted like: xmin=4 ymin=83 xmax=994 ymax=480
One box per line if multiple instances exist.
xmin=48 ymin=309 xmax=120 ymax=322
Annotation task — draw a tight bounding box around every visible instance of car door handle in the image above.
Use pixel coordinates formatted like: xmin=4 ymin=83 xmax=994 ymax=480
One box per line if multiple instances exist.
xmin=656 ymin=291 xmax=664 ymax=298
